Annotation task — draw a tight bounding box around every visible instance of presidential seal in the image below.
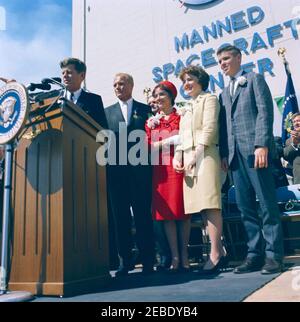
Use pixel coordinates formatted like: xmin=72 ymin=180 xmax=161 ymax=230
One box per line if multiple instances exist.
xmin=0 ymin=82 xmax=29 ymax=144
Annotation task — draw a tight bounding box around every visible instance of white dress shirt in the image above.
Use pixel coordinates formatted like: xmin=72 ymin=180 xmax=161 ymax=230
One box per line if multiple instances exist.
xmin=67 ymin=88 xmax=82 ymax=104
xmin=119 ymin=98 xmax=133 ymax=125
xmin=230 ymin=69 xmax=243 ymax=97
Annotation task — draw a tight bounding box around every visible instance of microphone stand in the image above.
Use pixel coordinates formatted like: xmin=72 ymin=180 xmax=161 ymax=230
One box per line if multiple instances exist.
xmin=0 ymin=142 xmax=34 ymax=302
xmin=42 ymin=78 xmax=67 ymax=114
xmin=24 ymin=79 xmax=66 ymax=139
xmin=0 ymin=143 xmax=13 ymax=295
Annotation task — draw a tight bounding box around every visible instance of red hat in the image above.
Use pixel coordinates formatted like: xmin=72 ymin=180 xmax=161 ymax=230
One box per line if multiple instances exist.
xmin=160 ymin=81 xmax=178 ymax=100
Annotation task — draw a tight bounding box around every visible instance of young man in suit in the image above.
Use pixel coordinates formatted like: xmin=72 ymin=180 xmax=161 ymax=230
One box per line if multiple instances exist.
xmin=284 ymin=113 xmax=300 ymax=184
xmin=60 ymin=58 xmax=107 ymax=129
xmin=217 ymin=45 xmax=284 ymax=274
xmin=105 ymin=73 xmax=155 ymax=277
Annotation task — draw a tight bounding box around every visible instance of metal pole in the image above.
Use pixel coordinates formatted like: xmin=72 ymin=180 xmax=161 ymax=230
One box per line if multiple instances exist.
xmin=0 ymin=143 xmax=13 ymax=295
xmin=0 ymin=141 xmax=32 ymax=302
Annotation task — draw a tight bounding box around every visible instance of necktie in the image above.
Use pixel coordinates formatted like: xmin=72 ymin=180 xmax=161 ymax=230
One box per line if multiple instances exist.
xmin=122 ymin=102 xmax=130 ymax=125
xmin=70 ymin=93 xmax=74 ymax=103
xmin=127 ymin=103 xmax=132 ymax=125
xmin=230 ymin=77 xmax=236 ymax=98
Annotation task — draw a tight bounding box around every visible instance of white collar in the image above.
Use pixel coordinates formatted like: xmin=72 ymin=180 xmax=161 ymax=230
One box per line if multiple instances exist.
xmin=118 ymin=98 xmax=134 ymax=124
xmin=68 ymin=88 xmax=82 ymax=102
xmin=118 ymin=98 xmax=133 ymax=107
xmin=232 ymin=69 xmax=243 ymax=80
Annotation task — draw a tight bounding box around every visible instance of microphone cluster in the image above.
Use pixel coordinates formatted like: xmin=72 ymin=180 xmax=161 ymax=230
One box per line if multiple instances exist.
xmin=42 ymin=77 xmax=63 ymax=86
xmin=27 ymin=77 xmax=64 ymax=92
xmin=27 ymin=82 xmax=51 ymax=91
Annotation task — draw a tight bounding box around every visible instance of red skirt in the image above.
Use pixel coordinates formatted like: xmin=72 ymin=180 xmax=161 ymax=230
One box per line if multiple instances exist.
xmin=152 ymin=163 xmax=186 ymax=221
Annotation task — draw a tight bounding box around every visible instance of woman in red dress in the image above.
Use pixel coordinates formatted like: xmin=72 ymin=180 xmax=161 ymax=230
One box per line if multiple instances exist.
xmin=145 ymin=81 xmax=191 ymax=271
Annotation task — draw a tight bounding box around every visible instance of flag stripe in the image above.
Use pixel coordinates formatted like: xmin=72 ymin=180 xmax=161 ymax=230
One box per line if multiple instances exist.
xmin=281 ymin=72 xmax=299 ymax=145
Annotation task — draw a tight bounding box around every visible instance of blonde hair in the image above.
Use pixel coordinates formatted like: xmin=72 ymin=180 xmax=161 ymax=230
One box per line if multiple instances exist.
xmin=114 ymin=73 xmax=134 ymax=86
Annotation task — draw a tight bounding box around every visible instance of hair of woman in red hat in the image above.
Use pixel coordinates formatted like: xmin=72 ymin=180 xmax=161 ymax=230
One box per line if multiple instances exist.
xmin=159 ymin=81 xmax=178 ymax=100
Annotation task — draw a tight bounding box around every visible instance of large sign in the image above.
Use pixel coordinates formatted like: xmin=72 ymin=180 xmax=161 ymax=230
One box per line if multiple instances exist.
xmin=0 ymin=82 xmax=29 ymax=144
xmin=73 ymin=0 xmax=300 ymax=134
xmin=152 ymin=5 xmax=300 ymax=98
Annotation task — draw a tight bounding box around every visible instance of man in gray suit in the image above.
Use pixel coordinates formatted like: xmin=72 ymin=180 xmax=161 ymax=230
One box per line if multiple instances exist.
xmin=217 ymin=45 xmax=284 ymax=274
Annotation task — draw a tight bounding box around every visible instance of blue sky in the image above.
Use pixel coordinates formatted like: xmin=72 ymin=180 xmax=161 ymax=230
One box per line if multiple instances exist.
xmin=0 ymin=0 xmax=72 ymax=85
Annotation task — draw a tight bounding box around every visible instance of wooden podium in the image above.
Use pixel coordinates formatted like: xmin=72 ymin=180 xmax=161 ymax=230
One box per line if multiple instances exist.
xmin=8 ymin=97 xmax=111 ymax=296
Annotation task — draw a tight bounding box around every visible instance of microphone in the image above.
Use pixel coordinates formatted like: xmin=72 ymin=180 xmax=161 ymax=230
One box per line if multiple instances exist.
xmin=42 ymin=77 xmax=64 ymax=88
xmin=27 ymin=83 xmax=52 ymax=91
xmin=50 ymin=77 xmax=62 ymax=83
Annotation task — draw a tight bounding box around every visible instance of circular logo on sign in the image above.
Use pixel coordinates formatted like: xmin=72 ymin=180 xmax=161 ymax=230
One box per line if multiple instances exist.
xmin=0 ymin=82 xmax=29 ymax=144
xmin=179 ymin=0 xmax=217 ymax=5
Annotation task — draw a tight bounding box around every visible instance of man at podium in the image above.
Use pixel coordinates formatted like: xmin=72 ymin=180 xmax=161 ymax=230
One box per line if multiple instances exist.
xmin=60 ymin=58 xmax=107 ymax=129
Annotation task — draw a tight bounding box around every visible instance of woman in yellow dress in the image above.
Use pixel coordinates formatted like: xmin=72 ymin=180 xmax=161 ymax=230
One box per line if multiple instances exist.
xmin=173 ymin=65 xmax=227 ymax=274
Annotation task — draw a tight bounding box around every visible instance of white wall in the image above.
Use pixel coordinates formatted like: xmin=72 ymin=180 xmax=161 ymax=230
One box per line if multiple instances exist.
xmin=72 ymin=0 xmax=85 ymax=61
xmin=73 ymin=0 xmax=300 ymax=134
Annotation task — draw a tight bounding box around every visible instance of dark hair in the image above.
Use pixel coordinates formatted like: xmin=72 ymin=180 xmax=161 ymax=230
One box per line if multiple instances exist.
xmin=152 ymin=84 xmax=175 ymax=106
xmin=60 ymin=57 xmax=87 ymax=73
xmin=216 ymin=45 xmax=241 ymax=57
xmin=179 ymin=65 xmax=210 ymax=91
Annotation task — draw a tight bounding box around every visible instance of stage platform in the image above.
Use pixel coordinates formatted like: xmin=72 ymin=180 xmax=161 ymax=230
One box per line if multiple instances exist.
xmin=31 ymin=265 xmax=282 ymax=302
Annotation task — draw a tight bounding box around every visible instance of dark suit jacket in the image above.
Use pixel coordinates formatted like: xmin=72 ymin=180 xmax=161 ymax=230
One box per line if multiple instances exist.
xmin=105 ymin=100 xmax=150 ymax=134
xmin=219 ymin=71 xmax=275 ymax=165
xmin=105 ymin=100 xmax=154 ymax=267
xmin=105 ymin=99 xmax=151 ymax=171
xmin=76 ymin=89 xmax=108 ymax=129
xmin=284 ymin=138 xmax=300 ymax=184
